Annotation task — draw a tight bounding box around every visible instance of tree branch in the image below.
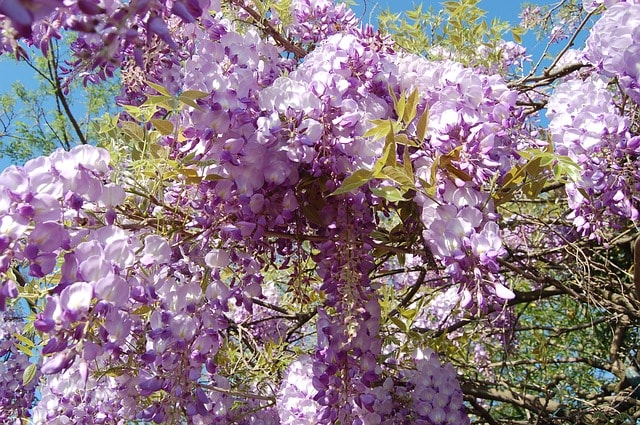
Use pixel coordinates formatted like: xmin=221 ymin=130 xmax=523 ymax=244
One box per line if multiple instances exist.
xmin=461 ymin=380 xmax=563 ymax=417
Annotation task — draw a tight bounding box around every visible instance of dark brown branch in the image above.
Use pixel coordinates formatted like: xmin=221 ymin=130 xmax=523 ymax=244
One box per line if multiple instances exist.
xmin=609 ymin=315 xmax=631 ymax=376
xmin=461 ymin=380 xmax=563 ymax=417
xmin=250 ymin=297 xmax=290 ymax=315
xmin=488 ymin=356 xmax=610 ymax=374
xmin=466 ymin=397 xmax=501 ymax=425
xmin=230 ymin=0 xmax=307 ymax=59
xmin=49 ymin=40 xmax=87 ymax=146
xmin=633 ymin=234 xmax=640 ymax=302
xmin=387 ymin=268 xmax=427 ymax=318
xmin=509 ymin=63 xmax=589 ymax=91
xmin=545 ymin=8 xmax=599 ymax=75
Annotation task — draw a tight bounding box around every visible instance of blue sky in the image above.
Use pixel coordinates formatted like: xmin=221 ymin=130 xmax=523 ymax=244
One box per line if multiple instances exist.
xmin=0 ymin=0 xmax=562 ymax=169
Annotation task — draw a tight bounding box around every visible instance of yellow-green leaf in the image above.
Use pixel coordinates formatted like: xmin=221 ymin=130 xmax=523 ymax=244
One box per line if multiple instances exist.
xmin=394 ymin=134 xmax=419 ymax=147
xmin=146 ymin=81 xmax=170 ymax=96
xmin=444 ymin=163 xmax=472 ymax=182
xmin=144 ymin=95 xmax=171 ymax=106
xmin=121 ymin=121 xmax=145 ymax=142
xmin=180 ymin=90 xmax=210 ymax=100
xmin=179 ymin=168 xmax=201 ymax=184
xmin=416 ymin=108 xmax=429 ymax=142
xmin=381 ymin=165 xmax=415 ymax=189
xmin=370 ymin=186 xmax=406 ymax=202
xmin=384 ymin=127 xmax=397 ymax=167
xmin=399 ymin=307 xmax=417 ymax=321
xmin=332 ymin=169 xmax=374 ymax=196
xmin=403 ymin=146 xmax=414 ymax=179
xmin=388 ymin=84 xmax=398 ymax=106
xmin=150 ymin=119 xmax=174 ymax=136
xmin=23 ymin=363 xmax=37 ymax=385
xmin=389 ymin=316 xmax=408 ymax=332
xmin=523 ymin=178 xmax=546 ymax=199
xmin=204 ymin=173 xmax=225 ymax=181
xmin=363 ymin=120 xmax=391 ymax=141
xmin=403 ymin=89 xmax=419 ymax=124
xmin=14 ymin=343 xmax=32 ymax=357
xmin=395 ymin=91 xmax=407 ymax=122
xmin=178 ymin=94 xmax=203 ymax=110
xmin=523 ymin=156 xmax=542 ymax=177
xmin=13 ymin=332 xmax=35 ymax=348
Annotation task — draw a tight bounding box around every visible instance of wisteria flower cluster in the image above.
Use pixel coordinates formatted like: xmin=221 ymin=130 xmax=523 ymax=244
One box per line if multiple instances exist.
xmin=547 ymin=72 xmax=640 ymax=236
xmin=0 ymin=312 xmax=38 ymax=423
xmin=585 ymin=0 xmax=640 ymax=103
xmin=278 ymin=348 xmax=469 ymax=425
xmin=394 ymin=57 xmax=520 ymax=307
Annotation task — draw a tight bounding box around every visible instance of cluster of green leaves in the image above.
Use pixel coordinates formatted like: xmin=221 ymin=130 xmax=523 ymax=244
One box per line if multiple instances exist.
xmin=377 ymin=0 xmax=525 ymax=69
xmin=495 ymin=144 xmax=582 ymax=205
xmin=96 ymin=81 xmax=211 ymax=191
xmin=332 ymin=88 xmax=423 ymax=200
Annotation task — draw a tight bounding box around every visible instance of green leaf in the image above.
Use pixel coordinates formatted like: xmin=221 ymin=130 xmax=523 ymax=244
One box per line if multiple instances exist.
xmin=178 ymin=94 xmax=203 ymax=110
xmin=380 ymin=165 xmax=415 ymax=190
xmin=23 ymin=363 xmax=37 ymax=386
xmin=370 ymin=186 xmax=406 ymax=202
xmin=146 ymin=81 xmax=171 ymax=96
xmin=14 ymin=343 xmax=32 ymax=357
xmin=331 ymin=169 xmax=374 ymax=196
xmin=13 ymin=332 xmax=35 ymax=348
xmin=416 ymin=108 xmax=429 ymax=142
xmin=403 ymin=89 xmax=419 ymax=124
xmin=180 ymin=90 xmax=210 ymax=100
xmin=150 ymin=119 xmax=174 ymax=136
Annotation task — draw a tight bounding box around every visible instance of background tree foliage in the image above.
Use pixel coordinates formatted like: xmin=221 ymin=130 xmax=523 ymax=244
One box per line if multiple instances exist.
xmin=0 ymin=36 xmax=119 ymax=163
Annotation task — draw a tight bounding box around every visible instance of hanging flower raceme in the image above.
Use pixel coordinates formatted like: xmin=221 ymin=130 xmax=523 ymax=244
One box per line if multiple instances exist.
xmin=546 ymin=72 xmax=640 ymax=236
xmin=388 ymin=56 xmax=524 ymax=308
xmin=584 ymin=0 xmax=640 ymax=103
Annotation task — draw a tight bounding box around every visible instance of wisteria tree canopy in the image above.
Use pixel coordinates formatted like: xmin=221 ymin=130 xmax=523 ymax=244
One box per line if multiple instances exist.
xmin=0 ymin=0 xmax=640 ymax=423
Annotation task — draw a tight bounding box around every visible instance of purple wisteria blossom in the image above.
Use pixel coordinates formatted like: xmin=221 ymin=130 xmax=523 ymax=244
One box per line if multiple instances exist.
xmin=585 ymin=1 xmax=640 ymax=102
xmin=547 ymin=73 xmax=640 ymax=236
